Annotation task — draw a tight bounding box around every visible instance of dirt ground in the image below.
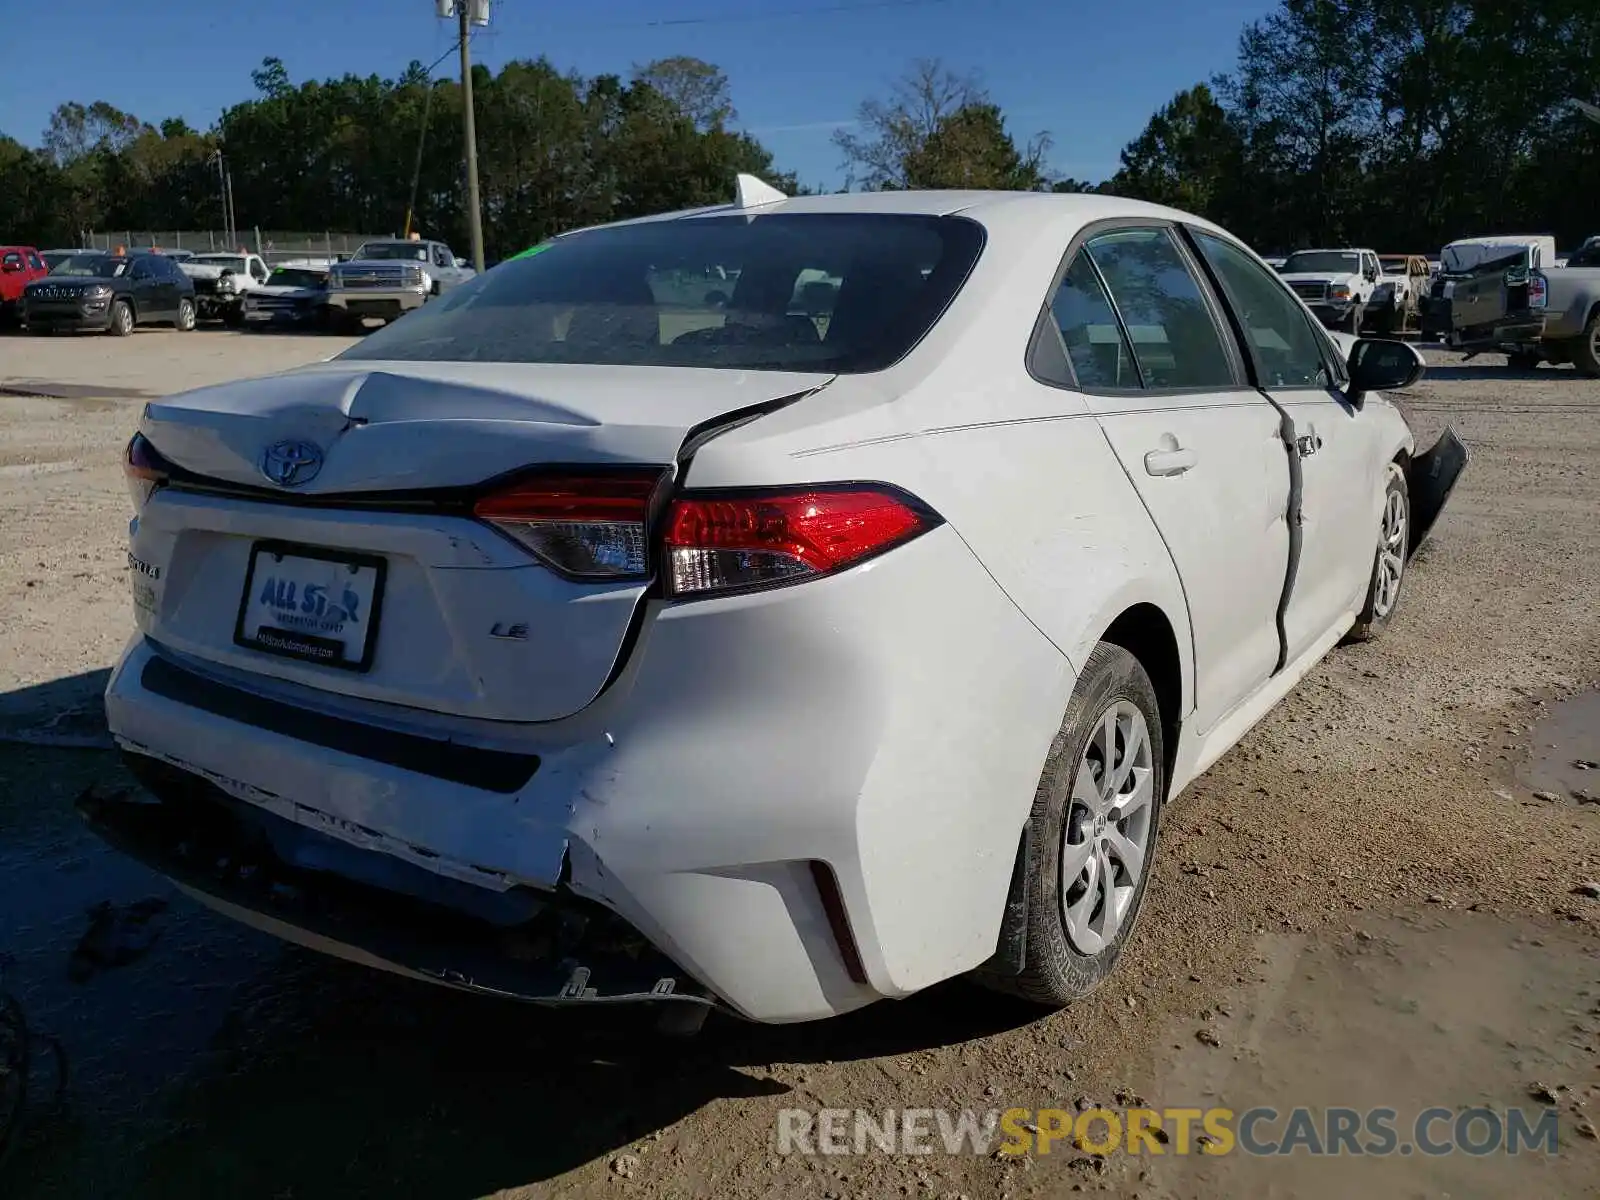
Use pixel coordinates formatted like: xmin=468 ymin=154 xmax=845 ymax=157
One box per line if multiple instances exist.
xmin=1 ymin=329 xmax=1598 ymax=1199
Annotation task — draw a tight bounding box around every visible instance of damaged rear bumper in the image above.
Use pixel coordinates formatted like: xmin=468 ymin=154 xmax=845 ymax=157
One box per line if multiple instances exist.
xmin=78 ymin=756 xmax=715 ymax=1011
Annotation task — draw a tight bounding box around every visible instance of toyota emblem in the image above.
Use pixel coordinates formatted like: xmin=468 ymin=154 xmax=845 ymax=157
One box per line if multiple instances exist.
xmin=260 ymin=439 xmax=324 ymax=487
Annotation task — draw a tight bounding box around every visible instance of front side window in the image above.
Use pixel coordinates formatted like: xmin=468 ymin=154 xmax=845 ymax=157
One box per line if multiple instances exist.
xmin=1082 ymin=228 xmax=1235 ymax=390
xmin=25 ymin=252 xmax=43 ymax=272
xmin=1192 ymin=231 xmax=1336 ymax=390
xmin=338 ymin=213 xmax=985 ymax=373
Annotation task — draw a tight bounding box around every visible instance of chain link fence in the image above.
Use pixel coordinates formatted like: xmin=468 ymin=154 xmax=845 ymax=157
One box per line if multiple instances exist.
xmin=79 ymin=230 xmax=393 ymax=265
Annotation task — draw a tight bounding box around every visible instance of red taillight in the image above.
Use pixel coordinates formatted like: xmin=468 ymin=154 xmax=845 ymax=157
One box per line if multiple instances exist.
xmin=1528 ymin=272 xmax=1548 ymax=309
xmin=472 ymin=471 xmax=663 ymax=579
xmin=124 ymin=432 xmax=169 ymax=510
xmin=663 ymin=486 xmax=935 ymax=597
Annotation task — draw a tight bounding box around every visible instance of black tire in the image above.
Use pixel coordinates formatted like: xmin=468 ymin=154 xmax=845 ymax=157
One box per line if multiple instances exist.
xmin=1571 ymin=312 xmax=1600 ymax=379
xmin=174 ymin=298 xmax=196 ymax=332
xmin=1348 ymin=306 xmax=1364 ymax=335
xmin=108 ymin=300 xmax=134 ymax=337
xmin=1506 ymin=351 xmax=1540 ymax=371
xmin=976 ymin=643 xmax=1166 ymax=1007
xmin=1345 ymin=463 xmax=1410 ymax=643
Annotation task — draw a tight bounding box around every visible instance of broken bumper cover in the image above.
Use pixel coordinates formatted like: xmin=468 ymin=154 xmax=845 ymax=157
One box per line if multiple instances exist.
xmin=1406 ymin=425 xmax=1469 ymax=556
xmin=78 ymin=757 xmax=715 ymax=1010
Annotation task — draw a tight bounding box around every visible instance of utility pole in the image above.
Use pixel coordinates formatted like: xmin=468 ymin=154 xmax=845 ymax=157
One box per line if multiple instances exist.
xmin=438 ymin=0 xmax=488 ymax=272
xmin=211 ymin=150 xmax=232 ymax=246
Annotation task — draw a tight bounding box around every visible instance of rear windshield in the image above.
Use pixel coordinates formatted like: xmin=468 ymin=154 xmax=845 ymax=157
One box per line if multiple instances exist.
xmin=338 ymin=213 xmax=985 ymax=373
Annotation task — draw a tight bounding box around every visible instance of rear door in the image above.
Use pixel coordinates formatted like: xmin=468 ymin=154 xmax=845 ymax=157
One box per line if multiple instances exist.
xmin=1189 ymin=230 xmax=1380 ymax=663
xmin=1045 ymin=224 xmax=1292 ymax=736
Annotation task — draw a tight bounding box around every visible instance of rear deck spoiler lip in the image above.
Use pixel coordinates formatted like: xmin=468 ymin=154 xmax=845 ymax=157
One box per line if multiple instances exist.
xmin=1406 ymin=425 xmax=1469 ymax=557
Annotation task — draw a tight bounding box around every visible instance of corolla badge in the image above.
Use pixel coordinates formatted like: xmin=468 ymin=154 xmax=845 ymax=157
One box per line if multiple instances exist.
xmin=260 ymin=439 xmax=324 ymax=487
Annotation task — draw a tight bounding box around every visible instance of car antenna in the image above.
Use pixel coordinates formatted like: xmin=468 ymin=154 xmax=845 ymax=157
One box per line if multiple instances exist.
xmin=734 ymin=174 xmax=787 ymax=209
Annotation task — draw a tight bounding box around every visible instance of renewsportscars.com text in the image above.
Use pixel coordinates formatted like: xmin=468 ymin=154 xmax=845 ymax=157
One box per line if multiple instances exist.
xmin=775 ymin=1106 xmax=1562 ymax=1158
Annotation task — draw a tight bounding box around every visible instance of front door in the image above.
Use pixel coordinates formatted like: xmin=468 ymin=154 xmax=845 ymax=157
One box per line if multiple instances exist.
xmin=1052 ymin=224 xmax=1292 ymax=736
xmin=1189 ymin=230 xmax=1381 ymax=665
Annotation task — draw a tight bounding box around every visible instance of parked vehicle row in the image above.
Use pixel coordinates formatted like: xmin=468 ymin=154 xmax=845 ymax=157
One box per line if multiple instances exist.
xmin=1266 ymin=232 xmax=1600 ymax=375
xmin=1 ymin=235 xmax=479 ymax=337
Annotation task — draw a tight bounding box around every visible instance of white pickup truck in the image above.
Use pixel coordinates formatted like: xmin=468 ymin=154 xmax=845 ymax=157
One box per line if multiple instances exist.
xmin=325 ymin=238 xmax=475 ymax=328
xmin=179 ymin=252 xmax=272 ymax=326
xmin=1277 ymin=248 xmax=1384 ymax=333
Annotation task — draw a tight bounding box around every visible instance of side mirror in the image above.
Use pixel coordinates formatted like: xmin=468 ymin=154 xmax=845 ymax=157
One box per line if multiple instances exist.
xmin=455 ymin=256 xmax=468 ymax=269
xmin=1 ymin=261 xmax=19 ymax=273
xmin=1347 ymin=338 xmax=1425 ymax=404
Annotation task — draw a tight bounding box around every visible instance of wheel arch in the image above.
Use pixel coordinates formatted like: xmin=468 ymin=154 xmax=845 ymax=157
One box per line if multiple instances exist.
xmin=1099 ymin=603 xmax=1184 ymax=790
xmin=984 ymin=598 xmax=1188 ymax=981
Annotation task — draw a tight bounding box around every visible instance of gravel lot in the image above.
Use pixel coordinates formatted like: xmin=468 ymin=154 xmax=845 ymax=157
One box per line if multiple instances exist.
xmin=2 ymin=330 xmax=1598 ymax=1199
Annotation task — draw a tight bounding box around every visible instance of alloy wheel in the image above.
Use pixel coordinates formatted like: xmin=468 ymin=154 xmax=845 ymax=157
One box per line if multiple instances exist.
xmin=1061 ymin=701 xmax=1155 ymax=955
xmin=1372 ymin=487 xmax=1408 ymax=618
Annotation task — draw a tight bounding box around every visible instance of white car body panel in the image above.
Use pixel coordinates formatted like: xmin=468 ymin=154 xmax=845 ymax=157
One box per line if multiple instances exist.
xmin=98 ymin=187 xmax=1436 ymax=1023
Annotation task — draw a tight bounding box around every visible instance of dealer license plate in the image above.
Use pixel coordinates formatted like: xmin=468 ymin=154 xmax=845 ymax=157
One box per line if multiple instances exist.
xmin=233 ymin=542 xmax=387 ymax=671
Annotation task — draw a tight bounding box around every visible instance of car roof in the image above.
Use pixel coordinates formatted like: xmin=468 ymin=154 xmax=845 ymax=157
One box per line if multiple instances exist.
xmin=565 ymin=188 xmax=1233 ymax=241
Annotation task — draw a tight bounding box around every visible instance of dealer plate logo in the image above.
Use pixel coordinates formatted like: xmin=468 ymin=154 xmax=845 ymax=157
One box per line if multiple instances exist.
xmin=260 ymin=439 xmax=324 ymax=487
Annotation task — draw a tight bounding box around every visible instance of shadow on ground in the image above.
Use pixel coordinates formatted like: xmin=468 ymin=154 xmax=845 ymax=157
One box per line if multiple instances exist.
xmin=0 ymin=669 xmax=113 ymax=750
xmin=1419 ymin=362 xmax=1589 ymax=382
xmin=1 ymin=672 xmax=1047 ymax=1199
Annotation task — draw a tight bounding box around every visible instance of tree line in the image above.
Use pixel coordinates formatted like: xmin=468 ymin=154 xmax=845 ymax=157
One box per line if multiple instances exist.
xmin=1 ymin=0 xmax=1595 ymax=260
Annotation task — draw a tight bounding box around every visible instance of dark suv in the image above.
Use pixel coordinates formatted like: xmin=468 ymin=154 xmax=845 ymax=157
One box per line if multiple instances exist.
xmin=22 ymin=252 xmax=197 ymax=336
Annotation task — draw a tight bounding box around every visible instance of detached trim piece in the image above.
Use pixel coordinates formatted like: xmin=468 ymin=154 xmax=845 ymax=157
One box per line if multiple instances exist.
xmin=139 ymin=654 xmax=540 ymax=794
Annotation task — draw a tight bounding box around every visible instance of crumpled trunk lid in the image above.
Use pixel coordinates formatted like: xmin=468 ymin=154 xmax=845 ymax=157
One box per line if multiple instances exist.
xmin=133 ymin=361 xmax=833 ymax=722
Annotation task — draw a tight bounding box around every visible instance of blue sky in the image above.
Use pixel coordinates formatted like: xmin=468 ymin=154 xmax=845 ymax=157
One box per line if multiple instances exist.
xmin=0 ymin=0 xmax=1274 ymax=188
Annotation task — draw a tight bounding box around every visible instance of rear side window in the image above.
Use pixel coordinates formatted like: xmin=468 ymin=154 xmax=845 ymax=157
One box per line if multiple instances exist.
xmin=1191 ymin=231 xmax=1336 ymax=390
xmin=1047 ymin=253 xmax=1139 ymax=389
xmin=338 ymin=213 xmax=985 ymax=373
xmin=1082 ymin=229 xmax=1235 ymax=390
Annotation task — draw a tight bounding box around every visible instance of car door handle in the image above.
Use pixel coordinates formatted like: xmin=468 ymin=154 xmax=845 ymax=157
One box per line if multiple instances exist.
xmin=1144 ymin=447 xmax=1197 ymax=477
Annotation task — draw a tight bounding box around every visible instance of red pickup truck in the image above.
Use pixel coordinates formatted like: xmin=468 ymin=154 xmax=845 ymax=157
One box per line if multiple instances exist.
xmin=1 ymin=246 xmax=51 ymax=324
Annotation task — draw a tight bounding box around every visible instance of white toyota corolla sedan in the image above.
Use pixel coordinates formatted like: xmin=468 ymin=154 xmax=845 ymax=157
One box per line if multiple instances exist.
xmin=86 ymin=179 xmax=1466 ymax=1029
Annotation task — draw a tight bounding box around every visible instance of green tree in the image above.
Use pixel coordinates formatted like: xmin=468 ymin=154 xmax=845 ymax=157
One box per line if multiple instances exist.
xmin=901 ymin=102 xmax=1050 ymax=190
xmin=1104 ymin=84 xmax=1241 ymax=216
xmin=630 ymin=57 xmax=736 ymax=131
